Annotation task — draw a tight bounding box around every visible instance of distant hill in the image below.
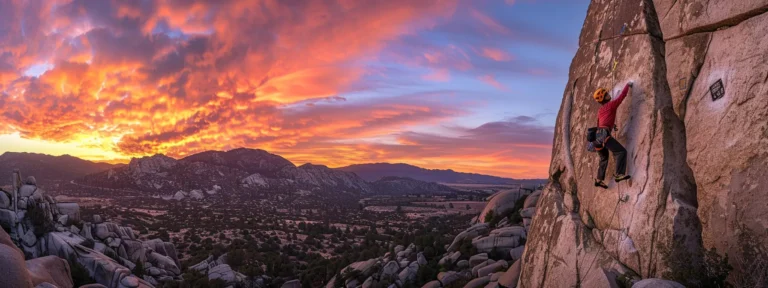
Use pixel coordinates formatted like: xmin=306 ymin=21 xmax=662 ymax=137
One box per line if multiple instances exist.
xmin=337 ymin=163 xmax=543 ymax=185
xmin=79 ymin=148 xmax=376 ymax=195
xmin=372 ymin=176 xmax=457 ymax=195
xmin=0 ymin=152 xmax=117 ymax=185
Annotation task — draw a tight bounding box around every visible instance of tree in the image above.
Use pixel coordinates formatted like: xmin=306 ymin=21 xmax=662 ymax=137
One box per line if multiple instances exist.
xmin=484 ymin=209 xmax=495 ymax=223
xmin=396 ymin=205 xmax=403 ymax=213
xmin=466 ymin=204 xmax=471 ymax=210
xmin=448 ymin=203 xmax=454 ymax=209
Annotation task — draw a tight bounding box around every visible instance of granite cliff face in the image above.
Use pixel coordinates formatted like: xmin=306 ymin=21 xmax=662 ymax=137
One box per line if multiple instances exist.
xmin=519 ymin=0 xmax=768 ymax=287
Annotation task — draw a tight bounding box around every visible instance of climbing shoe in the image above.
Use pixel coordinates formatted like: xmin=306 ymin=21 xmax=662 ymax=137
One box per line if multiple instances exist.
xmin=594 ymin=180 xmax=608 ymax=189
xmin=615 ymin=174 xmax=631 ymax=182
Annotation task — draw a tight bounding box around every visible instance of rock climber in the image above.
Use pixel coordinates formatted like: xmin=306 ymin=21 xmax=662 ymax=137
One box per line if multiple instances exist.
xmin=592 ymin=82 xmax=632 ymax=189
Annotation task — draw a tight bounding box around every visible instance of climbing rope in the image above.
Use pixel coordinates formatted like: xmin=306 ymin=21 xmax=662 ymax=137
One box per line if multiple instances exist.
xmin=581 ymin=192 xmax=623 ymax=284
xmin=580 ymin=0 xmax=631 ymax=284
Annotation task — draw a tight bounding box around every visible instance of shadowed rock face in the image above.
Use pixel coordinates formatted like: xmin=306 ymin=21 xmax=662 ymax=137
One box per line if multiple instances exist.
xmin=520 ymin=0 xmax=768 ymax=286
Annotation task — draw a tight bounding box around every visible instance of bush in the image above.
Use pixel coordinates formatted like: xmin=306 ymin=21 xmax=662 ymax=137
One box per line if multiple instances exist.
xmin=484 ymin=209 xmax=494 ymax=224
xmin=27 ymin=204 xmax=54 ymax=236
xmin=661 ymin=242 xmax=731 ymax=288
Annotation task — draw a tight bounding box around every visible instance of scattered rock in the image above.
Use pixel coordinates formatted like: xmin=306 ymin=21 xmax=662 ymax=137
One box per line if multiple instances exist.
xmin=469 ymin=253 xmax=489 ymax=267
xmin=478 ymin=190 xmax=530 ymax=223
xmin=281 ymin=279 xmax=301 ymax=288
xmin=632 ymin=279 xmax=685 ymax=288
xmin=464 ymin=275 xmax=491 ymax=288
xmin=477 ymin=261 xmax=508 ymax=277
xmin=498 ymin=259 xmax=520 ymax=288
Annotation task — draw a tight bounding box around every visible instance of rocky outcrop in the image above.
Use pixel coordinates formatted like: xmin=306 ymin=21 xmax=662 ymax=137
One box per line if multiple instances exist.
xmin=1 ymin=172 xmax=181 ymax=288
xmin=520 ymin=0 xmax=768 ymax=287
xmin=280 ymin=164 xmax=374 ymax=194
xmin=477 ymin=189 xmax=533 ymax=224
xmin=127 ymin=155 xmax=177 ymax=176
xmin=1 ymin=227 xmax=74 ymax=288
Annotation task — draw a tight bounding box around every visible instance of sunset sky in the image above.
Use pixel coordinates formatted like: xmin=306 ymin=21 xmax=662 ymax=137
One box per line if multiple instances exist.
xmin=0 ymin=0 xmax=589 ymax=179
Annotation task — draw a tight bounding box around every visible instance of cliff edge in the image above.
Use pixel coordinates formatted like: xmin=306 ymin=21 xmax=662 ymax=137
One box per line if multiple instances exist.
xmin=520 ymin=0 xmax=768 ymax=287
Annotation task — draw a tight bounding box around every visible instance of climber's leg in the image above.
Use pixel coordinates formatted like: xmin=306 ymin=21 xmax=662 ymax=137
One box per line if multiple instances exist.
xmin=605 ymin=138 xmax=630 ymax=182
xmin=595 ymin=148 xmax=610 ymax=188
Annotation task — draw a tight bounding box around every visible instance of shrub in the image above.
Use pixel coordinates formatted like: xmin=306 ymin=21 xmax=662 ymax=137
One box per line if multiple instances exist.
xmin=484 ymin=209 xmax=494 ymax=224
xmin=661 ymin=241 xmax=731 ymax=288
xmin=27 ymin=204 xmax=54 ymax=236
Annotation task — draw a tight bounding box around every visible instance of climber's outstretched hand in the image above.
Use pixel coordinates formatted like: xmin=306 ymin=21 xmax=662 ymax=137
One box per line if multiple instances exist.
xmin=628 ymin=81 xmax=634 ymax=87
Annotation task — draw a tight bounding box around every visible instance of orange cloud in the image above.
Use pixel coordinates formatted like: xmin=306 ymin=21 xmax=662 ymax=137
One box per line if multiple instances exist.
xmin=479 ymin=74 xmax=509 ymax=91
xmin=479 ymin=47 xmax=514 ymax=61
xmin=0 ymin=0 xmax=552 ymax=178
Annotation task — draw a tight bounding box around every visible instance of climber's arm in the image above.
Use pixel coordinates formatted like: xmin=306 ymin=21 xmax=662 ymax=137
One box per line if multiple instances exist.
xmin=614 ymin=83 xmax=631 ymax=105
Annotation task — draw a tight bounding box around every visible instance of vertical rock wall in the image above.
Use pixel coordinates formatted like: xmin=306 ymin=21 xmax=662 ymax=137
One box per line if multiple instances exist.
xmin=520 ymin=0 xmax=768 ymax=286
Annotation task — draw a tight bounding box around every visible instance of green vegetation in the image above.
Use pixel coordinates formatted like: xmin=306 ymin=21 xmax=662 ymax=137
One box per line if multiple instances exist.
xmin=660 ymin=241 xmax=732 ymax=288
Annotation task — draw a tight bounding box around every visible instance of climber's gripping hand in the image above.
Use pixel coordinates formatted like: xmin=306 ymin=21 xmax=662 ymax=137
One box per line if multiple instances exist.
xmin=627 ymin=81 xmax=633 ymax=87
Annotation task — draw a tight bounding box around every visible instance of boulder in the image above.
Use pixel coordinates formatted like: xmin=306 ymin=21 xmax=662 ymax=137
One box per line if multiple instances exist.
xmin=142 ymin=276 xmax=158 ymax=286
xmin=476 ymin=261 xmax=508 ymax=277
xmin=381 ymin=261 xmax=400 ymax=277
xmin=22 ymin=228 xmax=37 ymax=247
xmin=57 ymin=215 xmax=69 ymax=226
xmin=79 ymin=285 xmax=108 ymax=288
xmin=188 ymin=189 xmax=204 ymax=200
xmin=478 ymin=190 xmax=529 ymax=224
xmin=0 ymin=233 xmax=34 ymax=288
xmin=0 ymin=191 xmax=10 ymax=209
xmin=632 ymin=279 xmax=686 ymax=288
xmin=417 ymin=252 xmax=427 ymax=266
xmin=92 ymin=215 xmax=102 ymax=224
xmin=147 ymin=251 xmax=180 ymax=275
xmin=394 ymin=245 xmax=405 ymax=255
xmin=208 ymin=264 xmax=243 ymax=284
xmin=26 ymin=255 xmax=74 ymax=288
xmin=0 ymin=209 xmax=16 ymax=230
xmin=281 ymin=279 xmax=301 ymax=288
xmin=422 ymin=280 xmax=441 ymax=288
xmin=519 ymin=207 xmax=536 ymax=218
xmin=472 ymin=235 xmax=520 ymax=254
xmin=497 ymin=259 xmax=520 ymax=288
xmin=447 ymin=223 xmax=489 ymax=252
xmin=489 ymin=226 xmax=526 ymax=238
xmin=456 ymin=260 xmax=469 ymax=269
xmin=438 ymin=251 xmax=461 ymax=266
xmin=19 ymin=183 xmax=37 ymax=197
xmin=437 ymin=270 xmax=469 ymax=286
xmin=509 ymin=246 xmax=525 ymax=261
xmin=121 ymin=240 xmax=146 ymax=264
xmin=93 ymin=223 xmax=111 ymax=240
xmin=522 ymin=190 xmax=541 ymax=209
xmin=469 ymin=253 xmax=488 ymax=267
xmin=472 ymin=259 xmax=496 ymax=277
xmin=55 ymin=203 xmax=80 ymax=223
xmin=484 ymin=282 xmax=499 ymax=288
xmin=464 ymin=275 xmax=490 ymax=288
xmin=398 ymin=262 xmax=419 ymax=284
xmin=490 ymin=271 xmax=504 ymax=282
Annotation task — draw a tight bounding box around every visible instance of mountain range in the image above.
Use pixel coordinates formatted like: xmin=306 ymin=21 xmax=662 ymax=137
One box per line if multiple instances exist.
xmin=0 ymin=152 xmax=117 ymax=185
xmin=0 ymin=149 xmax=543 ymax=196
xmin=338 ymin=163 xmax=541 ymax=185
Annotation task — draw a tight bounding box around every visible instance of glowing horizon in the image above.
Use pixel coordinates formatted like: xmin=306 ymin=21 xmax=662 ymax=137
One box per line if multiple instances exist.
xmin=0 ymin=0 xmax=589 ymax=179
